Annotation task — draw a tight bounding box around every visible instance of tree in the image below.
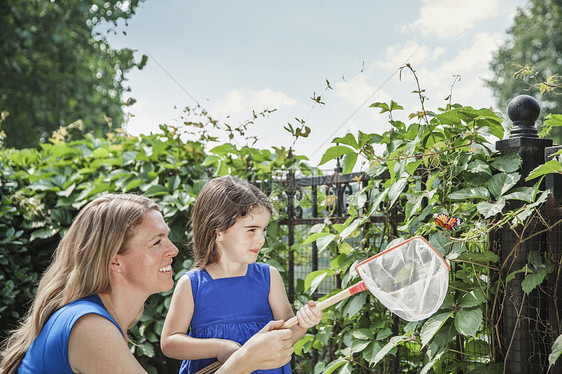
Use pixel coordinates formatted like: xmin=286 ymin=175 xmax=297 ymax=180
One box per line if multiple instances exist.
xmin=486 ymin=0 xmax=562 ymax=143
xmin=0 ymin=0 xmax=147 ymax=149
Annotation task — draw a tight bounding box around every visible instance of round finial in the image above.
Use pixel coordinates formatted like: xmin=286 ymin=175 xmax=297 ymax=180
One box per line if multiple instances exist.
xmin=507 ymin=95 xmax=540 ymax=138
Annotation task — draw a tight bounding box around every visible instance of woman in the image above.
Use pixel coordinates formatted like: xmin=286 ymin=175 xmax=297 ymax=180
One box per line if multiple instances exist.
xmin=0 ymin=194 xmax=293 ymax=374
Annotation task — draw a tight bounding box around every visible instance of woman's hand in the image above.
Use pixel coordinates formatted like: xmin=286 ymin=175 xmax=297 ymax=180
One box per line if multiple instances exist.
xmin=216 ymin=339 xmax=242 ymax=364
xmin=296 ymin=300 xmax=323 ymax=329
xmin=217 ymin=320 xmax=294 ymax=373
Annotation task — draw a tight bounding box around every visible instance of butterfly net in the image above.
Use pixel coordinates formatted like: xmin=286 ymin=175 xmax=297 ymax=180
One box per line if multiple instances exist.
xmin=356 ymin=237 xmax=449 ymax=321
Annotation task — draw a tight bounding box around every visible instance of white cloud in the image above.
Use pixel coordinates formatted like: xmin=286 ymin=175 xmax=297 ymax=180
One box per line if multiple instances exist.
xmin=374 ymin=41 xmax=446 ymax=70
xmin=334 ymin=74 xmax=392 ymax=107
xmin=440 ymin=32 xmax=503 ymax=74
xmin=213 ymin=89 xmax=297 ymax=119
xmin=123 ymin=97 xmax=163 ymax=136
xmin=405 ymin=0 xmax=501 ymax=38
xmin=415 ymin=32 xmax=505 ymax=108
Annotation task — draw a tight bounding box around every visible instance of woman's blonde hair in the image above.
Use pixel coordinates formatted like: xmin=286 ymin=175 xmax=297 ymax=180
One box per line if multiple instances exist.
xmin=191 ymin=176 xmax=273 ymax=267
xmin=0 ymin=193 xmax=159 ymax=374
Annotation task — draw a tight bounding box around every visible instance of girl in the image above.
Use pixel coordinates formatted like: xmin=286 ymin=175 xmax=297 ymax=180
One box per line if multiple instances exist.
xmin=161 ymin=176 xmax=323 ymax=373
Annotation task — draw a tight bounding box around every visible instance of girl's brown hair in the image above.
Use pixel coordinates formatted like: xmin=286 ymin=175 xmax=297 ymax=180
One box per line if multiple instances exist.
xmin=191 ymin=176 xmax=273 ymax=267
xmin=0 ymin=194 xmax=159 ymax=374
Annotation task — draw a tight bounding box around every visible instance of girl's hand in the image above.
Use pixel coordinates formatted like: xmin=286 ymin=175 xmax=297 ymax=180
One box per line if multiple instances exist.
xmin=217 ymin=339 xmax=242 ymax=364
xmin=296 ymin=300 xmax=323 ymax=329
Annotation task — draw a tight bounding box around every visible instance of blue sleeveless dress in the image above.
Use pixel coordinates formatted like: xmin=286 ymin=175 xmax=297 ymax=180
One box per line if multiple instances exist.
xmin=18 ymin=294 xmax=122 ymax=374
xmin=179 ymin=262 xmax=291 ymax=374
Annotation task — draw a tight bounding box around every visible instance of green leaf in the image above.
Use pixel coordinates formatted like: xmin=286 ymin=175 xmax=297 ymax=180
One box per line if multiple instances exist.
xmin=167 ymin=175 xmax=181 ymax=192
xmin=466 ymin=363 xmax=503 ymax=374
xmin=322 ymin=358 xmax=348 ymax=374
xmin=363 ymin=341 xmax=384 ymax=364
xmin=549 ymin=334 xmax=562 ymax=370
xmin=502 ymin=187 xmax=535 ymax=203
xmin=122 ymin=151 xmax=139 ymax=163
xmin=342 ymin=152 xmax=358 ymax=174
xmin=521 ymin=268 xmax=547 ymax=294
xmin=526 ymin=159 xmax=562 ymax=181
xmin=373 ymin=335 xmax=410 ymax=366
xmin=332 ymin=133 xmax=359 ymax=149
xmin=390 ymin=100 xmax=404 ymax=111
xmin=294 ymin=335 xmax=313 ymax=356
xmin=144 ymin=184 xmax=168 ymax=196
xmin=302 ymin=232 xmax=331 ymax=245
xmin=454 ymin=307 xmax=483 ymax=337
xmin=506 ymin=267 xmax=527 ymax=283
xmin=466 ymin=159 xmax=492 ymax=176
xmin=476 ymin=114 xmax=504 ymax=139
xmin=125 ymin=178 xmax=143 ymax=192
xmin=387 ymin=177 xmax=408 ymax=208
xmin=352 ymin=329 xmax=373 ymax=340
xmin=319 ymin=145 xmax=355 ymax=166
xmin=447 ymin=186 xmax=489 ymax=200
xmin=209 ymin=143 xmax=237 ymax=156
xmin=337 ymin=242 xmax=353 ymax=254
xmin=429 ymin=232 xmax=451 ymax=257
xmin=421 ymin=312 xmax=452 ymax=347
xmin=317 ymin=234 xmax=337 ymax=253
xmin=446 ymin=242 xmax=467 ymax=261
xmin=351 ymin=339 xmax=371 ymax=353
xmin=458 ymin=251 xmax=499 ymax=264
xmin=343 ymin=292 xmax=367 ymax=317
xmin=491 ymin=152 xmax=522 ymax=173
xmin=488 ymin=172 xmax=520 ymax=199
xmin=304 ymin=270 xmax=333 ymax=294
xmin=30 ymin=227 xmax=59 ymax=241
xmin=420 ymin=348 xmax=446 ymax=374
xmin=339 ymin=218 xmax=363 ymax=240
xmin=92 ymin=148 xmax=110 ymax=158
xmin=459 ymin=290 xmax=486 ymax=308
xmin=369 ymin=101 xmax=390 ymax=113
xmin=406 ymin=159 xmax=423 ymax=175
xmin=477 ymin=198 xmax=505 ymax=218
xmin=544 ymin=113 xmax=562 ymax=128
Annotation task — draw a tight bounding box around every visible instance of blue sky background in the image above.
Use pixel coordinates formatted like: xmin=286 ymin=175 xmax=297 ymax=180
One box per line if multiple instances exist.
xmin=106 ymin=0 xmax=527 ymax=169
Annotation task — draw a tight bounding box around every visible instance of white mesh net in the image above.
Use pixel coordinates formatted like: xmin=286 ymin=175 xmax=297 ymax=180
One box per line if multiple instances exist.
xmin=356 ymin=236 xmax=449 ymax=321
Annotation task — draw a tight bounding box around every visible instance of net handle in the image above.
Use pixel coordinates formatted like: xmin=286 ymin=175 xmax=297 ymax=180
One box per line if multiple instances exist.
xmin=283 ymin=281 xmax=367 ymax=328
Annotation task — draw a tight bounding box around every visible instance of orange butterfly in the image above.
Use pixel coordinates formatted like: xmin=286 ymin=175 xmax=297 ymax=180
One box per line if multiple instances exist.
xmin=434 ymin=213 xmax=462 ymax=230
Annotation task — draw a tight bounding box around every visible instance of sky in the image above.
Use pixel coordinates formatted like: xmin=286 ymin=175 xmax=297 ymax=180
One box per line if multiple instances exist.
xmin=105 ymin=0 xmax=528 ymax=171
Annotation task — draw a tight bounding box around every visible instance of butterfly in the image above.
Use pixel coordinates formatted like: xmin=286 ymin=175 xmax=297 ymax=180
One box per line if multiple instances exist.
xmin=434 ymin=213 xmax=462 ymax=230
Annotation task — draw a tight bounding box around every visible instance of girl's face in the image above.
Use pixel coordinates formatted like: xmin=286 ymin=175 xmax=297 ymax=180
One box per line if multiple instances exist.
xmin=216 ymin=206 xmax=270 ymax=266
xmin=117 ymin=209 xmax=179 ymax=296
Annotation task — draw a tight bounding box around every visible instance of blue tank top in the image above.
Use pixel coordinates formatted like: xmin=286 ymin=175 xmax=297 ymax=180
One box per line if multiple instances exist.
xmin=179 ymin=262 xmax=291 ymax=374
xmin=17 ymin=294 xmax=122 ymax=374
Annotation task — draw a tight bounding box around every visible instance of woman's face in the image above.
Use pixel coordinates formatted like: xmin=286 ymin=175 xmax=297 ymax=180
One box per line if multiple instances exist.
xmin=117 ymin=209 xmax=179 ymax=296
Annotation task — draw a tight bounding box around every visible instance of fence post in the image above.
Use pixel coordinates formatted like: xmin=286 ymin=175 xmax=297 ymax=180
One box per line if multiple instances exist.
xmin=494 ymin=95 xmax=554 ymax=373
